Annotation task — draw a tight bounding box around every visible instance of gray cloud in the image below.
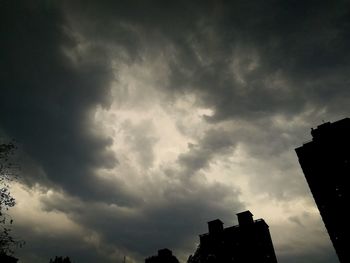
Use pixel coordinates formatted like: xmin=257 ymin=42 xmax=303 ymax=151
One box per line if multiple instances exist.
xmin=0 ymin=1 xmax=121 ymax=203
xmin=159 ymin=1 xmax=350 ymax=122
xmin=58 ymin=0 xmax=350 ymax=123
xmin=38 ymin=177 xmax=243 ymax=262
xmin=13 ymin=224 xmax=109 ymax=263
xmin=178 ymin=128 xmax=237 ymax=175
xmin=278 ymin=248 xmax=339 ymax=263
xmin=121 ymin=120 xmax=159 ymax=170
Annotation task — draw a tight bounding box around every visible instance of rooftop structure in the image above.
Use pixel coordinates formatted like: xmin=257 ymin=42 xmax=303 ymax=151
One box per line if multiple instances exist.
xmin=188 ymin=210 xmax=278 ymax=263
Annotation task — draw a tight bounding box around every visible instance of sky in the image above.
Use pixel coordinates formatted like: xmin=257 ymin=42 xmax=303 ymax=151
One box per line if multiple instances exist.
xmin=1 ymin=0 xmax=349 ymax=262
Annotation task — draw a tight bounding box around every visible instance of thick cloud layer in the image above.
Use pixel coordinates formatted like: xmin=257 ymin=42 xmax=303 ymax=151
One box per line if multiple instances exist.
xmin=1 ymin=1 xmax=349 ymax=262
xmin=0 ymin=1 xmax=119 ymax=200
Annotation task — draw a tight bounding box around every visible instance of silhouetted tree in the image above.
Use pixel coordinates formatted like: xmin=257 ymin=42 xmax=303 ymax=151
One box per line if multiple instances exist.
xmin=49 ymin=256 xmax=72 ymax=263
xmin=0 ymin=142 xmax=23 ymax=256
xmin=145 ymin=248 xmax=180 ymax=263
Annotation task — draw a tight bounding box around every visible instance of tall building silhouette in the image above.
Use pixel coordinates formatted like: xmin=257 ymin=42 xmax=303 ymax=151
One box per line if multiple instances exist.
xmin=188 ymin=211 xmax=278 ymax=263
xmin=295 ymin=118 xmax=350 ymax=263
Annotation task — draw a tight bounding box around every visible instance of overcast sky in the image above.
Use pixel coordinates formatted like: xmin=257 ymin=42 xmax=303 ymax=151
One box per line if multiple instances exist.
xmin=1 ymin=1 xmax=349 ymax=262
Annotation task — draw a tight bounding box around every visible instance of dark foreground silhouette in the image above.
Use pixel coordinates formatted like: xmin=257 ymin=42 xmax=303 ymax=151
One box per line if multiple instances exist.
xmin=145 ymin=248 xmax=180 ymax=263
xmin=296 ymin=117 xmax=350 ymax=263
xmin=187 ymin=211 xmax=278 ymax=263
xmin=0 ymin=253 xmax=18 ymax=263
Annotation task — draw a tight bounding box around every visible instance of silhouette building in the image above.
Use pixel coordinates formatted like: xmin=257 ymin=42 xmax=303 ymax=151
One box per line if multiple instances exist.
xmin=145 ymin=248 xmax=179 ymax=263
xmin=295 ymin=118 xmax=350 ymax=263
xmin=188 ymin=211 xmax=278 ymax=263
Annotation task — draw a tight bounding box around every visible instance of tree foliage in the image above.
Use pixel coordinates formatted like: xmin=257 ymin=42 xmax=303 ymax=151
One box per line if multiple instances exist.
xmin=0 ymin=142 xmax=23 ymax=255
xmin=187 ymin=245 xmax=203 ymax=263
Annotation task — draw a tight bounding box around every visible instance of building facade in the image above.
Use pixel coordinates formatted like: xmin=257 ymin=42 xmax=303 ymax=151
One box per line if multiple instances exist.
xmin=188 ymin=211 xmax=278 ymax=263
xmin=295 ymin=118 xmax=350 ymax=263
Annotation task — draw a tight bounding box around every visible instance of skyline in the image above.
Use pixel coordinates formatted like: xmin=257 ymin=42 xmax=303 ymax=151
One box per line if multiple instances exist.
xmin=1 ymin=1 xmax=349 ymax=262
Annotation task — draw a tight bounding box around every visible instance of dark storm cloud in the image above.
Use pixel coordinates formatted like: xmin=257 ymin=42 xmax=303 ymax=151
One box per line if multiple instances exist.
xmin=2 ymin=1 xmax=349 ymax=263
xmin=178 ymin=128 xmax=237 ymax=175
xmin=0 ymin=1 xmax=135 ymax=204
xmin=45 ymin=0 xmax=350 ymax=123
xmin=177 ymin=0 xmax=350 ymax=122
xmin=62 ymin=0 xmax=350 ymax=134
xmin=39 ymin=177 xmax=243 ymax=262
